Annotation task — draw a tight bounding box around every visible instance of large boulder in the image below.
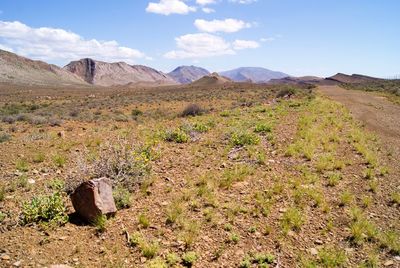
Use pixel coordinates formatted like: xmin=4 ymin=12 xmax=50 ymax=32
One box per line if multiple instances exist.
xmin=70 ymin=178 xmax=117 ymax=222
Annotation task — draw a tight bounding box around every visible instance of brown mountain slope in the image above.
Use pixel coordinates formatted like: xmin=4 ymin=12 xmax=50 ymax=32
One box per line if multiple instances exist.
xmin=0 ymin=49 xmax=87 ymax=86
xmin=64 ymin=58 xmax=177 ymax=87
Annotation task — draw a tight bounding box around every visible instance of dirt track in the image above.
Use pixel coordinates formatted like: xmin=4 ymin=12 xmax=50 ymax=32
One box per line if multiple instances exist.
xmin=318 ymin=85 xmax=400 ymax=144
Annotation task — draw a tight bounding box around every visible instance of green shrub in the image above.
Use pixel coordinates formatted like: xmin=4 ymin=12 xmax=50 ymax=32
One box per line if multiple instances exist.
xmin=141 ymin=240 xmax=159 ymax=259
xmin=131 ymin=109 xmax=143 ymax=117
xmin=113 ymin=186 xmax=131 ymax=209
xmin=53 ymin=154 xmax=66 ymax=168
xmin=92 ymin=214 xmax=107 ymax=233
xmin=16 ymin=159 xmax=29 ymax=172
xmin=230 ymin=233 xmax=240 ymax=244
xmin=0 ymin=211 xmax=6 ymax=223
xmin=147 ymin=257 xmax=167 ymax=268
xmin=166 ymin=253 xmax=180 ymax=266
xmin=380 ymin=230 xmax=400 ymax=254
xmin=391 ymin=191 xmax=400 ymax=205
xmin=231 ymin=131 xmax=260 ymax=146
xmin=138 ymin=213 xmax=150 ymax=228
xmin=0 ymin=133 xmax=11 ymax=143
xmin=192 ymin=122 xmax=210 ymax=133
xmin=281 ymin=207 xmax=304 ymax=233
xmin=254 ymin=123 xmax=272 ymax=134
xmin=339 ymin=191 xmax=353 ymax=207
xmin=318 ymin=247 xmax=347 ymax=267
xmin=182 ymin=251 xmax=197 ymax=267
xmin=21 ymin=192 xmax=68 ymax=226
xmin=164 ymin=129 xmax=189 ymax=143
xmin=47 ymin=179 xmax=65 ymax=191
xmin=33 ymin=152 xmax=45 ymax=163
xmin=253 ymin=253 xmax=275 ymax=265
xmin=0 ymin=184 xmax=5 ymax=201
xmin=17 ymin=174 xmax=28 ymax=188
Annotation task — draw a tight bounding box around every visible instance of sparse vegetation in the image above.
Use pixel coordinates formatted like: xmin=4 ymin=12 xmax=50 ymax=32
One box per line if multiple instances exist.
xmin=0 ymin=81 xmax=397 ymax=267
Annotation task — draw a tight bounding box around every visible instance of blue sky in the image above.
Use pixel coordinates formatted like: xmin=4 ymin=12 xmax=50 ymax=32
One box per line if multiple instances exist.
xmin=0 ymin=0 xmax=399 ymax=77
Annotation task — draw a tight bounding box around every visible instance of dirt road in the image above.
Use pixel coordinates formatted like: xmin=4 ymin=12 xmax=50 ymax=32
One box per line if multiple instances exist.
xmin=318 ymin=85 xmax=400 ymax=142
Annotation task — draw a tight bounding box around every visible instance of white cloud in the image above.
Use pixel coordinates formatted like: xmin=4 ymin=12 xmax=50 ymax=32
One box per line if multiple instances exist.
xmin=164 ymin=33 xmax=235 ymax=59
xmin=202 ymin=7 xmax=215 ymax=13
xmin=229 ymin=0 xmax=257 ymax=4
xmin=164 ymin=33 xmax=260 ymax=59
xmin=233 ymin=39 xmax=260 ymax=50
xmin=196 ymin=0 xmax=217 ymax=5
xmin=0 ymin=21 xmax=146 ymax=64
xmin=194 ymin=18 xmax=251 ymax=33
xmin=146 ymin=0 xmax=196 ymax=15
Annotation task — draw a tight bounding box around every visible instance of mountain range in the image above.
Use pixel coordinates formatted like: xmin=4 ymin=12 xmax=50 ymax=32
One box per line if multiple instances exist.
xmin=0 ymin=49 xmax=292 ymax=87
xmin=0 ymin=49 xmax=384 ymax=88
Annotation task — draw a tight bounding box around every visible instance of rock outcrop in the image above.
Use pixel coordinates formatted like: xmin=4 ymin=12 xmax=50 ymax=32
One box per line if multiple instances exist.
xmin=64 ymin=58 xmax=177 ymax=86
xmin=70 ymin=178 xmax=117 ymax=222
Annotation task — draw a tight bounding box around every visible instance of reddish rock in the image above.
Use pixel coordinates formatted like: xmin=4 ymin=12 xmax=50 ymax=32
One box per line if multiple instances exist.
xmin=70 ymin=178 xmax=117 ymax=222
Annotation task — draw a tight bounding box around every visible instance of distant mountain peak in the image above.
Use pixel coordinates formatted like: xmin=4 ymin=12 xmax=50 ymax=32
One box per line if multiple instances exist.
xmin=219 ymin=67 xmax=288 ymax=83
xmin=168 ymin=65 xmax=210 ymax=84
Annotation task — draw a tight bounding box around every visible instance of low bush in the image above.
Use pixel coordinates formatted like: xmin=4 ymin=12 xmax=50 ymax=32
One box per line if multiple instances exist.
xmin=181 ymin=104 xmax=203 ymax=117
xmin=67 ymin=138 xmax=152 ymax=193
xmin=21 ymin=192 xmax=68 ymax=226
xmin=230 ymin=131 xmax=260 ymax=146
xmin=0 ymin=133 xmax=11 ymax=143
xmin=131 ymin=109 xmax=143 ymax=117
xmin=276 ymin=87 xmax=296 ymax=98
xmin=164 ymin=129 xmax=190 ymax=143
xmin=254 ymin=123 xmax=272 ymax=134
xmin=182 ymin=251 xmax=197 ymax=267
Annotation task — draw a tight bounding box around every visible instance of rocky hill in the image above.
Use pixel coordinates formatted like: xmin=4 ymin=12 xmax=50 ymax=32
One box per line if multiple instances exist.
xmin=269 ymin=76 xmax=323 ymax=85
xmin=168 ymin=65 xmax=210 ymax=84
xmin=325 ymin=73 xmax=383 ymax=84
xmin=190 ymin=72 xmax=233 ymax=86
xmin=219 ymin=67 xmax=288 ymax=83
xmin=0 ymin=49 xmax=87 ymax=86
xmin=64 ymin=58 xmax=176 ymax=87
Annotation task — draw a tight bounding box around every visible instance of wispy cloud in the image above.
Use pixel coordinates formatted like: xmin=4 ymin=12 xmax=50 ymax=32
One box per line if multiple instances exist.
xmin=202 ymin=7 xmax=215 ymax=13
xmin=194 ymin=18 xmax=252 ymax=33
xmin=0 ymin=20 xmax=146 ymax=64
xmin=233 ymin=39 xmax=260 ymax=50
xmin=229 ymin=0 xmax=257 ymax=4
xmin=196 ymin=0 xmax=217 ymax=5
xmin=146 ymin=0 xmax=196 ymax=15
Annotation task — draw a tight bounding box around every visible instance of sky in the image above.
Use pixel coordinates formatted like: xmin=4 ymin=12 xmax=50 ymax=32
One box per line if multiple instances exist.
xmin=0 ymin=0 xmax=399 ymax=77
